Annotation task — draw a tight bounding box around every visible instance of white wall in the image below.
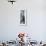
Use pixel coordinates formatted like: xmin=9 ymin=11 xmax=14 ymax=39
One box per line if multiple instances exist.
xmin=0 ymin=0 xmax=46 ymax=41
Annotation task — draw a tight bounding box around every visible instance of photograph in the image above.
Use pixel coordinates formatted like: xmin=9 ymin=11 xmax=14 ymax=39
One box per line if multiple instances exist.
xmin=20 ymin=9 xmax=27 ymax=26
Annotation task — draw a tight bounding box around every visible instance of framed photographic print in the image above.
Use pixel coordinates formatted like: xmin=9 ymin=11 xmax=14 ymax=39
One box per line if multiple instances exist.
xmin=20 ymin=9 xmax=27 ymax=26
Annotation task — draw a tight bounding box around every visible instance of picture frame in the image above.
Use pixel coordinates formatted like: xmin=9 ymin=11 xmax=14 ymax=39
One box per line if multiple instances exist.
xmin=19 ymin=9 xmax=27 ymax=26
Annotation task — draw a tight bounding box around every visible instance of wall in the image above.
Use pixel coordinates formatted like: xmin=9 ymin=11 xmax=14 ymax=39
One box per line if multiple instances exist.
xmin=0 ymin=0 xmax=46 ymax=41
